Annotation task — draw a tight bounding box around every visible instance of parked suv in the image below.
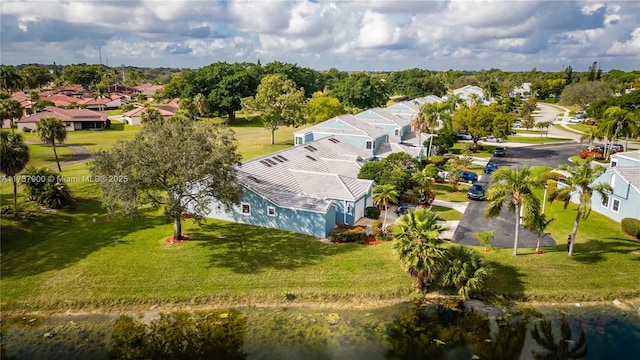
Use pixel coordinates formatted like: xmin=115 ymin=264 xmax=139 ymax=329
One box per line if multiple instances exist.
xmin=595 ymin=144 xmax=624 ymax=153
xmin=446 ymin=170 xmax=479 ymax=184
xmin=484 ymin=162 xmax=498 ymax=174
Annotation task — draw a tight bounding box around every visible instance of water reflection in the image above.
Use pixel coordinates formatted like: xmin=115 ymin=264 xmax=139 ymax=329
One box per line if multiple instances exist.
xmin=1 ymin=302 xmax=638 ymax=359
xmin=109 ymin=310 xmax=247 ymax=360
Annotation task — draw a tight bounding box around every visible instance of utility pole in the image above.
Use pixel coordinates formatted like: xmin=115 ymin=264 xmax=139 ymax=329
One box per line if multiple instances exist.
xmin=99 ymin=47 xmax=102 ymax=65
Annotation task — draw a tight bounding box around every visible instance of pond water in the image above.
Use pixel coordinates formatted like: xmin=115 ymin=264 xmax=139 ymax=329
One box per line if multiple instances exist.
xmin=2 ymin=301 xmax=639 ymax=359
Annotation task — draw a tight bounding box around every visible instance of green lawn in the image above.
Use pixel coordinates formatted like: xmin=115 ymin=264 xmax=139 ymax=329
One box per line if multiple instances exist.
xmin=25 ymin=143 xmax=75 ymax=169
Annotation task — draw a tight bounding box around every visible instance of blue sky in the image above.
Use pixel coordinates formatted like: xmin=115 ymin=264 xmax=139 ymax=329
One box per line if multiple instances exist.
xmin=1 ymin=0 xmax=638 ymax=72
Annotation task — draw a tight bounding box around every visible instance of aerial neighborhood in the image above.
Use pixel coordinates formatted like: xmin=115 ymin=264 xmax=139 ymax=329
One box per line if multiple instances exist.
xmin=1 ymin=61 xmax=639 ymax=357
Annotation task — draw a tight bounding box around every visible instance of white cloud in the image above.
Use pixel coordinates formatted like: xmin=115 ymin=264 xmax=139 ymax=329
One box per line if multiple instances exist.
xmin=607 ymin=27 xmax=640 ymax=55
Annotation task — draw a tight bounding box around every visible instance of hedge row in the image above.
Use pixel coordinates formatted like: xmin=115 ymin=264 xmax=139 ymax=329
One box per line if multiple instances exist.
xmin=330 ymin=224 xmax=367 ymax=244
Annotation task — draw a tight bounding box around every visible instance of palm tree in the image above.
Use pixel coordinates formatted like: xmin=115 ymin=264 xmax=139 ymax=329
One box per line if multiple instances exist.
xmin=548 ymin=159 xmax=612 ymax=256
xmin=524 ymin=209 xmax=555 ymax=253
xmin=392 ymin=208 xmax=447 ymax=292
xmin=37 ymin=117 xmax=67 ymax=172
xmin=193 ymin=93 xmax=209 ymax=119
xmin=440 ymin=246 xmax=490 ymax=300
xmin=0 ymin=131 xmax=30 ymax=209
xmin=485 ymin=166 xmax=545 ymax=256
xmin=0 ymin=65 xmax=24 ymax=92
xmin=94 ymin=82 xmax=109 ymax=112
xmin=579 ymin=126 xmax=602 ymax=151
xmin=373 ymin=184 xmax=399 ymax=229
xmin=598 ymin=106 xmax=638 ymax=159
xmin=416 ymin=102 xmax=450 ymax=159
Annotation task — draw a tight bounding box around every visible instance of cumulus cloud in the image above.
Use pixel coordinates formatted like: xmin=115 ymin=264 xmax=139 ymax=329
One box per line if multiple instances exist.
xmin=0 ymin=0 xmax=637 ymax=71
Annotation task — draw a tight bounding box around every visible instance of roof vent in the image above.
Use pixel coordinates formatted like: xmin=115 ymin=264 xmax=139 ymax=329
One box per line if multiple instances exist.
xmin=305 ymin=155 xmax=317 ymax=161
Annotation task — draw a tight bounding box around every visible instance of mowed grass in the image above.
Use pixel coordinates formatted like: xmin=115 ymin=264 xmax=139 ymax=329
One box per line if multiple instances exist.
xmin=25 ymin=143 xmax=75 ymax=168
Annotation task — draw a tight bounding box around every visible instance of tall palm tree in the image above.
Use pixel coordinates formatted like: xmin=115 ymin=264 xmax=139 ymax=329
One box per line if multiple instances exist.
xmin=37 ymin=117 xmax=67 ymax=172
xmin=373 ymin=184 xmax=399 ymax=229
xmin=485 ymin=166 xmax=544 ymax=256
xmin=579 ymin=126 xmax=602 ymax=151
xmin=412 ymin=170 xmax=435 ymax=205
xmin=598 ymin=106 xmax=638 ymax=159
xmin=530 ymin=313 xmax=588 ymax=359
xmin=392 ymin=208 xmax=447 ymax=292
xmin=0 ymin=131 xmax=30 ymax=209
xmin=524 ymin=209 xmax=555 ymax=253
xmin=548 ymin=159 xmax=612 ymax=256
xmin=416 ymin=102 xmax=450 ymax=159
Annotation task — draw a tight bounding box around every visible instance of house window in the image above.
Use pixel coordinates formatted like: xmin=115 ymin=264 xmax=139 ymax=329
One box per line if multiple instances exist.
xmin=365 ymin=141 xmax=373 ymax=150
xmin=612 ymin=199 xmax=620 ymax=213
xmin=65 ymin=122 xmax=72 ymax=128
xmin=611 ymin=160 xmax=617 ymax=167
xmin=267 ymin=206 xmax=276 ymax=216
xmin=610 ymin=175 xmax=616 ymax=189
xmin=295 ymin=136 xmax=303 ymax=145
xmin=601 ymin=196 xmax=609 ymax=208
xmin=241 ymin=203 xmax=251 ymax=215
xmin=394 ymin=128 xmax=400 ymax=136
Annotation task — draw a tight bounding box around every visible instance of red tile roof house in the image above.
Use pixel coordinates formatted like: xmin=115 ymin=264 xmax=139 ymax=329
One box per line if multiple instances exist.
xmin=41 ymin=94 xmax=84 ymax=108
xmin=78 ymin=94 xmax=124 ymax=110
xmin=17 ymin=106 xmax=108 ymax=132
xmin=134 ymin=84 xmax=164 ymax=100
xmin=121 ymin=105 xmax=177 ymax=125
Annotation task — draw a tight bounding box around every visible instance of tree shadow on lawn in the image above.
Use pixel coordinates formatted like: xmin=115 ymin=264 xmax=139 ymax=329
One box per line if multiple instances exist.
xmin=482 ymin=261 xmax=527 ymax=301
xmin=570 ymin=237 xmax=640 ymax=264
xmin=191 ymin=221 xmax=361 ymax=274
xmin=0 ymin=199 xmax=165 ymax=279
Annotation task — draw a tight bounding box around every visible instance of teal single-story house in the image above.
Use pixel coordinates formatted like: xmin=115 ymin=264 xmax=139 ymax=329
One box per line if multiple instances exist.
xmin=355 ymin=107 xmax=412 ymax=143
xmin=205 ymin=136 xmax=374 ymax=238
xmin=590 ymin=150 xmax=640 ymax=222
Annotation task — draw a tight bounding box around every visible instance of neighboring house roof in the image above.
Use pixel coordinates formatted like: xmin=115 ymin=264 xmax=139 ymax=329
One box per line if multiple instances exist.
xmin=78 ymin=95 xmax=121 ymax=106
xmin=375 ymin=141 xmax=423 ymax=158
xmin=452 ymin=85 xmax=484 ymax=102
xmin=134 ymin=84 xmax=164 ymax=96
xmin=52 ymin=84 xmax=83 ymax=93
xmin=107 ymin=84 xmax=137 ymax=94
xmin=17 ymin=106 xmax=107 ymax=123
xmin=297 ymin=114 xmax=387 ymax=139
xmin=356 ymin=107 xmax=410 ymax=127
xmin=414 ymin=95 xmax=445 ymax=106
xmin=611 ymin=167 xmax=640 ymax=194
xmin=42 ymin=94 xmax=84 ymax=107
xmin=238 ymin=136 xmax=373 ymax=212
xmin=123 ymin=106 xmax=176 ymax=117
xmin=613 ymin=150 xmax=640 ymax=163
xmin=385 ymin=101 xmax=420 ymax=120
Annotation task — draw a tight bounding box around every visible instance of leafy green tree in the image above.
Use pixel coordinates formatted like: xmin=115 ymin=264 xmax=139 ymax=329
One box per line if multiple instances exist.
xmin=0 ymin=65 xmax=24 ymax=92
xmin=89 ymin=116 xmax=242 ymax=240
xmin=452 ymin=104 xmax=495 ymax=151
xmin=521 ymin=112 xmax=536 ymax=130
xmin=559 ymin=81 xmax=612 ymax=109
xmin=548 ymin=160 xmax=612 ymax=256
xmin=0 ymin=96 xmax=24 ymax=131
xmin=193 ymin=93 xmax=209 ymax=118
xmin=392 ymin=208 xmax=446 ymax=292
xmin=330 ymin=73 xmax=388 ymax=110
xmin=305 ymin=92 xmax=345 ymax=123
xmin=417 ymin=101 xmax=450 ymax=158
xmin=579 ymin=126 xmax=602 ymax=150
xmin=440 ymin=246 xmax=490 ymax=300
xmin=412 ymin=170 xmax=435 ymax=205
xmin=61 ymin=64 xmax=103 ymax=90
xmin=0 ymin=131 xmax=30 ymax=209
xmin=262 ymin=61 xmax=324 ymax=97
xmin=485 ymin=166 xmax=544 ymax=256
xmin=482 ymin=78 xmax=500 ymax=101
xmin=36 ymin=117 xmax=67 ymax=172
xmin=373 ymin=184 xmax=399 ymax=229
xmin=20 ymin=166 xmax=72 ymax=209
xmin=386 ymin=68 xmax=446 ymax=98
xmin=242 ymin=74 xmax=306 ymax=145
xmin=20 ymin=65 xmax=54 ymax=89
xmin=140 ymin=107 xmax=163 ymax=125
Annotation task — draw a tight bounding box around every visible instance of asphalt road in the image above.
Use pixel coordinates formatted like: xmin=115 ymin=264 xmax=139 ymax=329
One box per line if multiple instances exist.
xmin=453 ymin=142 xmax=584 ymax=250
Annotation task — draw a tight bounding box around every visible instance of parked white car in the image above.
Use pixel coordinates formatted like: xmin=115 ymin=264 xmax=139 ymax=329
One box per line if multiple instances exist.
xmin=567 ymin=117 xmax=582 ymax=123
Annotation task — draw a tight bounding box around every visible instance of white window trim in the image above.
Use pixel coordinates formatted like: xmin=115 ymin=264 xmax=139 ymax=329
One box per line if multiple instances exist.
xmin=394 ymin=128 xmax=400 ymax=136
xmin=295 ymin=136 xmax=303 ymax=145
xmin=241 ymin=202 xmax=251 ymax=215
xmin=601 ymin=195 xmax=609 ymax=208
xmin=611 ymin=160 xmax=617 ymax=167
xmin=365 ymin=140 xmax=373 ymax=150
xmin=611 ymin=199 xmax=620 ymax=213
xmin=267 ymin=206 xmax=276 ymax=217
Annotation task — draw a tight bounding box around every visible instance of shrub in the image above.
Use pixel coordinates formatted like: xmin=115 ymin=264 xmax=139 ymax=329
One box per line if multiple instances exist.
xmin=578 ymin=150 xmax=604 ymax=160
xmin=472 ymin=230 xmax=495 ymax=252
xmin=22 ymin=127 xmax=33 ymax=133
xmin=365 ymin=206 xmax=380 ymax=219
xmin=20 ymin=166 xmax=72 ymax=208
xmin=428 ymin=156 xmax=445 ymax=167
xmin=621 ymin=218 xmax=640 ymax=239
xmin=541 ymin=171 xmax=565 ymax=181
xmin=330 ymin=224 xmax=366 ymax=244
xmin=370 ymin=220 xmax=383 ymax=237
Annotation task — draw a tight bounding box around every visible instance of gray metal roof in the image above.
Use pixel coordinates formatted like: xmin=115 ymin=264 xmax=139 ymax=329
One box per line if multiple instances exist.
xmin=238 ymin=137 xmax=373 ymax=212
xmin=613 ymin=150 xmax=640 ymax=163
xmin=356 ymin=108 xmax=411 ymax=127
xmin=296 ymin=114 xmax=388 ymax=139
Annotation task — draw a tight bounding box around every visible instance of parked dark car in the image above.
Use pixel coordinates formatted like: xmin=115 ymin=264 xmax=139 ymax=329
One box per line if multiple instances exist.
xmin=484 ymin=162 xmax=498 ymax=174
xmin=467 ymin=183 xmax=486 ymax=200
xmin=456 ymin=133 xmax=472 ymax=140
xmin=446 ymin=170 xmax=478 ymax=184
xmin=493 ymin=146 xmax=506 ymax=157
xmin=395 ymin=204 xmax=416 ymax=215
